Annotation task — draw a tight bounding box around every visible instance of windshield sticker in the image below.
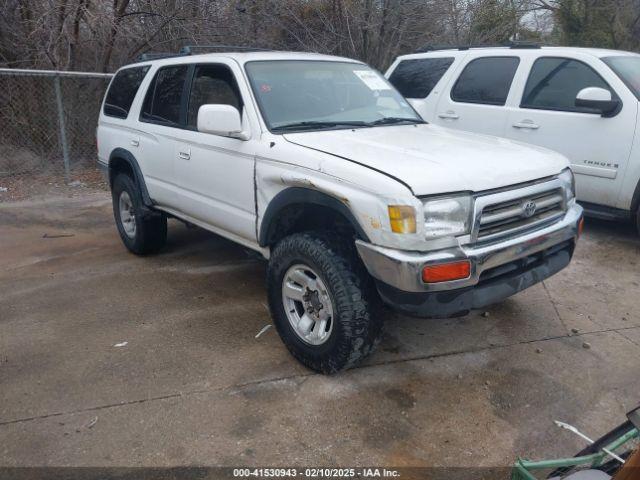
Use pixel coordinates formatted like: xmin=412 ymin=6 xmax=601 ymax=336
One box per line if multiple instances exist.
xmin=353 ymin=70 xmax=391 ymax=90
xmin=260 ymin=84 xmax=272 ymax=93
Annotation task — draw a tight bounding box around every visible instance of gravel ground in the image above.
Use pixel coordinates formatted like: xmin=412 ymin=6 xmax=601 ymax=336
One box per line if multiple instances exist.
xmin=0 ymin=193 xmax=639 ymax=473
xmin=0 ymin=168 xmax=107 ymax=203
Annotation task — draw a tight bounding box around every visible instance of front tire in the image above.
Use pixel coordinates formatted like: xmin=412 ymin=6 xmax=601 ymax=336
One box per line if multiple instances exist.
xmin=112 ymin=173 xmax=167 ymax=255
xmin=267 ymin=232 xmax=382 ymax=373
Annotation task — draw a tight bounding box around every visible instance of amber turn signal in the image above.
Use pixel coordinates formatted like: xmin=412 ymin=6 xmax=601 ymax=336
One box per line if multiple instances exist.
xmin=578 ymin=217 xmax=584 ymax=237
xmin=388 ymin=205 xmax=417 ymax=234
xmin=422 ymin=260 xmax=471 ymax=283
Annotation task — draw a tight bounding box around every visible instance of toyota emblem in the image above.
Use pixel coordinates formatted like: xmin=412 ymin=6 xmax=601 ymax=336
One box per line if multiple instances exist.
xmin=522 ymin=200 xmax=537 ymax=218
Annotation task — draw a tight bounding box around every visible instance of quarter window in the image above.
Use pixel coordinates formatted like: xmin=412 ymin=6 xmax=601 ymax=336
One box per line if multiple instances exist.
xmin=521 ymin=57 xmax=613 ymax=112
xmin=103 ymin=66 xmax=150 ymax=119
xmin=187 ymin=64 xmax=243 ymax=128
xmin=388 ymin=57 xmax=454 ymax=99
xmin=451 ymin=57 xmax=520 ymax=105
xmin=140 ymin=65 xmax=189 ymax=126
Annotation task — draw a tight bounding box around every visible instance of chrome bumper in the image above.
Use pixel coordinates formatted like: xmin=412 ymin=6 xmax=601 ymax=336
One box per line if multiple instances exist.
xmin=355 ymin=202 xmax=583 ymax=293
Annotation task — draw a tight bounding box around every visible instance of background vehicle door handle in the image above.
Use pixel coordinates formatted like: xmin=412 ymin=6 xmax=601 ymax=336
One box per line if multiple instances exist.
xmin=178 ymin=150 xmax=190 ymax=160
xmin=513 ymin=121 xmax=540 ymax=130
xmin=438 ymin=111 xmax=459 ymax=120
xmin=130 ymin=138 xmax=139 ymax=147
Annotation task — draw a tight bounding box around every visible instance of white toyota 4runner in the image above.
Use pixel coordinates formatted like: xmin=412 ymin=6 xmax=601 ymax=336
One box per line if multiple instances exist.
xmin=386 ymin=45 xmax=640 ymax=230
xmin=97 ymin=49 xmax=583 ymax=373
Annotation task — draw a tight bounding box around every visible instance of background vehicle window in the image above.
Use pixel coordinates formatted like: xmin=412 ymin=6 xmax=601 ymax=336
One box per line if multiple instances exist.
xmin=140 ymin=65 xmax=189 ymax=125
xmin=103 ymin=66 xmax=150 ymax=119
xmin=388 ymin=57 xmax=454 ymax=99
xmin=521 ymin=58 xmax=612 ymax=112
xmin=451 ymin=57 xmax=520 ymax=105
xmin=603 ymin=56 xmax=640 ymax=100
xmin=187 ymin=64 xmax=243 ymax=128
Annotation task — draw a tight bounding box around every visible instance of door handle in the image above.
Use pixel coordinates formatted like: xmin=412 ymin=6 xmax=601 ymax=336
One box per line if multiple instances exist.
xmin=513 ymin=120 xmax=540 ymax=130
xmin=130 ymin=138 xmax=140 ymax=147
xmin=178 ymin=150 xmax=191 ymax=160
xmin=438 ymin=111 xmax=459 ymax=120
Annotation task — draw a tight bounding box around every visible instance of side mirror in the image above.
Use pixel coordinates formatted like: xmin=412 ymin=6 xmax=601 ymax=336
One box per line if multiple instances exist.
xmin=197 ymin=104 xmax=248 ymax=140
xmin=575 ymin=87 xmax=621 ymax=117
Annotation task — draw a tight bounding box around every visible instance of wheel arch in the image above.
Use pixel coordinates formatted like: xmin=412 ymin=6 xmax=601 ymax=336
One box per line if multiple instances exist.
xmin=258 ymin=187 xmax=370 ymax=247
xmin=108 ymin=148 xmax=153 ymax=207
xmin=631 ymin=175 xmax=640 ymax=217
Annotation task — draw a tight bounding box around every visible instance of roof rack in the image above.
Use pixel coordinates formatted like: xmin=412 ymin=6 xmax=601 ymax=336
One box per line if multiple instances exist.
xmin=135 ymin=44 xmax=273 ymax=63
xmin=507 ymin=41 xmax=542 ymax=49
xmin=179 ymin=45 xmax=273 ymax=54
xmin=136 ymin=52 xmax=187 ymax=62
xmin=416 ymin=41 xmax=541 ymax=53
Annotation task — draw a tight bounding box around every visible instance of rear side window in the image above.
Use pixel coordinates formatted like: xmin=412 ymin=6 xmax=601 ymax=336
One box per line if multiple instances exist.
xmin=522 ymin=57 xmax=613 ymax=112
xmin=388 ymin=57 xmax=454 ymax=99
xmin=103 ymin=66 xmax=150 ymax=119
xmin=187 ymin=64 xmax=243 ymax=128
xmin=140 ymin=65 xmax=189 ymax=126
xmin=451 ymin=57 xmax=520 ymax=105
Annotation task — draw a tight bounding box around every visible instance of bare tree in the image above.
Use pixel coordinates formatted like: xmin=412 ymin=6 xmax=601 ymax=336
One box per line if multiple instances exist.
xmin=1 ymin=0 xmax=638 ymax=73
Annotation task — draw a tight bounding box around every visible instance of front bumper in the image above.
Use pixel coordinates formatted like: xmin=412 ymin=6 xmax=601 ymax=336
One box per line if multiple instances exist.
xmin=355 ymin=203 xmax=583 ymax=317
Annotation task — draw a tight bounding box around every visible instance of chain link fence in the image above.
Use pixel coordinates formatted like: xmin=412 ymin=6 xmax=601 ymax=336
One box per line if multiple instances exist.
xmin=0 ymin=68 xmax=113 ymax=202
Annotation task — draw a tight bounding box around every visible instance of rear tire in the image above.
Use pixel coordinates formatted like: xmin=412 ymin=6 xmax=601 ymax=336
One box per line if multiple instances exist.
xmin=267 ymin=232 xmax=382 ymax=373
xmin=112 ymin=173 xmax=167 ymax=255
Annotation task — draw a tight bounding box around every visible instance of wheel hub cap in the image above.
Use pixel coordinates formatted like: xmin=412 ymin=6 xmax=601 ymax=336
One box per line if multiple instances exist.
xmin=282 ymin=264 xmax=334 ymax=346
xmin=303 ymin=289 xmax=323 ymax=317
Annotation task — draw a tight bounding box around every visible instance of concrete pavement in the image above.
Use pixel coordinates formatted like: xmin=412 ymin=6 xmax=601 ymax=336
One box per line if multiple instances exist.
xmin=1 ymin=193 xmax=638 ymax=468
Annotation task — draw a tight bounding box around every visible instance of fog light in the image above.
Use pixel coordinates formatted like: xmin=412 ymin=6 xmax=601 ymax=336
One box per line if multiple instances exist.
xmin=422 ymin=260 xmax=471 ymax=283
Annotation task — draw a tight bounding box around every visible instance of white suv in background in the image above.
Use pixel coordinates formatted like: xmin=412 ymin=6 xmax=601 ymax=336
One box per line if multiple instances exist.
xmin=386 ymin=45 xmax=640 ymax=231
xmin=97 ymin=48 xmax=582 ymax=373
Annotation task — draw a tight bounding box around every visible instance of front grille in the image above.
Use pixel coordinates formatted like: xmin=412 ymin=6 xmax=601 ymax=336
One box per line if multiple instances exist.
xmin=477 ymin=188 xmax=565 ymax=241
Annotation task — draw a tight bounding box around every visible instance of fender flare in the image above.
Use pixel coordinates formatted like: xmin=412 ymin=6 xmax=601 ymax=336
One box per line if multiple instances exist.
xmin=258 ymin=187 xmax=370 ymax=247
xmin=108 ymin=148 xmax=153 ymax=207
xmin=632 ymin=176 xmax=640 ymax=216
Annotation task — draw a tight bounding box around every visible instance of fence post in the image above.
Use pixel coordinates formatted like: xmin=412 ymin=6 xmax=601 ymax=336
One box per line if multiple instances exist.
xmin=53 ymin=75 xmax=71 ymax=183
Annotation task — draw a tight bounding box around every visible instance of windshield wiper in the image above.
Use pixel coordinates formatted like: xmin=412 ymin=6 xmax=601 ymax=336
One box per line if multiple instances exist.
xmin=368 ymin=117 xmax=426 ymax=126
xmin=272 ymin=120 xmax=369 ymax=132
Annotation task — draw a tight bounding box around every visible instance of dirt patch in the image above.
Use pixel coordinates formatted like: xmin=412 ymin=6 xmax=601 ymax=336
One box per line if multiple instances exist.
xmin=0 ymin=168 xmax=107 ymax=202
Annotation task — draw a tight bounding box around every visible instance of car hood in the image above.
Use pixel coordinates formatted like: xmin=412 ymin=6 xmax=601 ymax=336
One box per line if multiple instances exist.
xmin=283 ymin=124 xmax=568 ymax=195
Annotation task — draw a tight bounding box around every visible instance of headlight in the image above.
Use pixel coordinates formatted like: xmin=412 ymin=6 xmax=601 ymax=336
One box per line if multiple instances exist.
xmin=422 ymin=194 xmax=472 ymax=238
xmin=558 ymin=168 xmax=575 ymax=201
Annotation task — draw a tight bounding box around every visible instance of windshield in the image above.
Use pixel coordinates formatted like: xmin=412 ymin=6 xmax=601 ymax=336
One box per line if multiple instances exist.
xmin=603 ymin=56 xmax=640 ymax=100
xmin=244 ymin=60 xmax=423 ymax=132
